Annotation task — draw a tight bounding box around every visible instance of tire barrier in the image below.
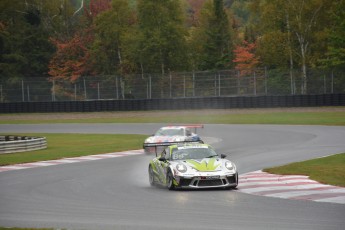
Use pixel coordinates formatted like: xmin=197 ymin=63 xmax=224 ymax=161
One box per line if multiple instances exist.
xmin=0 ymin=136 xmax=47 ymax=154
xmin=0 ymin=94 xmax=344 ymax=113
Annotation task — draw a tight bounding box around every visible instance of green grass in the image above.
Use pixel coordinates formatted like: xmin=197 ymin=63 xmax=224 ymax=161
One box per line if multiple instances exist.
xmin=264 ymin=153 xmax=345 ymax=187
xmin=1 ymin=110 xmax=345 ymax=125
xmin=0 ymin=133 xmax=147 ymax=166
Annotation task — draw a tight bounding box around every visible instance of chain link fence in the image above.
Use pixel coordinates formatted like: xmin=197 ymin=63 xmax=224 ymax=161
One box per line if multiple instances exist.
xmin=1 ymin=68 xmax=344 ymax=102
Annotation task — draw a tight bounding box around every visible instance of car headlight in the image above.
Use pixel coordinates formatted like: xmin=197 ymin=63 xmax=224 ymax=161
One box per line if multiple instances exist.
xmin=225 ymin=161 xmax=235 ymax=171
xmin=176 ymin=164 xmax=187 ymax=173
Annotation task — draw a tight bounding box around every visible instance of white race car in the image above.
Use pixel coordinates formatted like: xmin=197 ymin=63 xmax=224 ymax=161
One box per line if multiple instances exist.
xmin=143 ymin=125 xmax=203 ymax=154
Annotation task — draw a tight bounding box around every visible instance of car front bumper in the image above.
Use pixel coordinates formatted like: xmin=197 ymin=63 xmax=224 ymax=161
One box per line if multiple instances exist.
xmin=174 ymin=173 xmax=238 ymax=189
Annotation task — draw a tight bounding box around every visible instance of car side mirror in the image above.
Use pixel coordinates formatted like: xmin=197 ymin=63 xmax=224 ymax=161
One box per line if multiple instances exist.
xmin=220 ymin=154 xmax=227 ymax=159
xmin=159 ymin=156 xmax=166 ymax=162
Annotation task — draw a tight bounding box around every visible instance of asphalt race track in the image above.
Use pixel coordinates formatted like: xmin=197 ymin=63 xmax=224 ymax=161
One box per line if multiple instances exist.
xmin=0 ymin=124 xmax=345 ymax=230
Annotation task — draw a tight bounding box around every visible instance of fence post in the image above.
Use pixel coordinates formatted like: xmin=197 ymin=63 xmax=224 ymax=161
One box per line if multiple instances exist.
xmin=253 ymin=71 xmax=257 ymax=96
xmin=184 ymin=75 xmax=186 ymax=98
xmin=237 ymin=70 xmax=240 ymax=95
xmin=22 ymin=80 xmax=25 ymax=102
xmin=52 ymin=80 xmax=55 ymax=101
xmin=149 ymin=76 xmax=152 ymax=99
xmin=0 ymin=84 xmax=3 ymax=102
xmin=169 ymin=72 xmax=172 ymax=98
xmin=218 ymin=73 xmax=221 ymax=96
xmin=83 ymin=78 xmax=87 ymax=100
xmin=264 ymin=67 xmax=268 ymax=95
xmin=324 ymin=74 xmax=326 ymax=94
xmin=193 ymin=71 xmax=195 ymax=97
xmin=97 ymin=82 xmax=100 ymax=100
xmin=214 ymin=74 xmax=217 ymax=96
xmin=74 ymin=84 xmax=77 ymax=101
xmin=115 ymin=77 xmax=119 ymax=99
xmin=27 ymin=85 xmax=30 ymax=102
xmin=331 ymin=71 xmax=334 ymax=94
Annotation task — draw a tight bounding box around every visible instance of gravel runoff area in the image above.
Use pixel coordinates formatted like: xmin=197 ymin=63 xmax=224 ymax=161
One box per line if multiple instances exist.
xmin=1 ymin=107 xmax=344 ymax=121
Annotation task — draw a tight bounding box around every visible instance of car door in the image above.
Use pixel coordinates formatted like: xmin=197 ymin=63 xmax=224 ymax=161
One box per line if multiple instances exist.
xmin=153 ymin=148 xmax=170 ymax=184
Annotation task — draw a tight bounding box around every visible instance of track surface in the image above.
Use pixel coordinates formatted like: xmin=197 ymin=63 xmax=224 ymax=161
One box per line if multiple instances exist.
xmin=0 ymin=124 xmax=345 ymax=230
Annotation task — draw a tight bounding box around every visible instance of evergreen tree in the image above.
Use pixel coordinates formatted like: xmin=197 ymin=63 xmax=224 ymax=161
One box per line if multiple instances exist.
xmin=196 ymin=0 xmax=234 ymax=70
xmin=137 ymin=0 xmax=189 ymax=74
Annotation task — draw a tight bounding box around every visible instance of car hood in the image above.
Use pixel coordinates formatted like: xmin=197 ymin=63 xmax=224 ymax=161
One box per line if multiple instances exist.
xmin=180 ymin=158 xmax=223 ymax=172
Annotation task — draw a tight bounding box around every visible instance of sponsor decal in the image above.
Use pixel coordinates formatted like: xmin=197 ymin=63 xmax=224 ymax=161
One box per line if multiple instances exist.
xmin=186 ymin=158 xmax=220 ymax=171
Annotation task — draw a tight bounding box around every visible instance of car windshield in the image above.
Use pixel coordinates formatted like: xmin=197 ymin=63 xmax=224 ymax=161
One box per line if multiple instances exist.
xmin=155 ymin=128 xmax=184 ymax=136
xmin=171 ymin=146 xmax=218 ymax=160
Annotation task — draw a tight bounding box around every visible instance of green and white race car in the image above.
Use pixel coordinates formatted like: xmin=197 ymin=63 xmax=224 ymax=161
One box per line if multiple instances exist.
xmin=148 ymin=143 xmax=238 ymax=190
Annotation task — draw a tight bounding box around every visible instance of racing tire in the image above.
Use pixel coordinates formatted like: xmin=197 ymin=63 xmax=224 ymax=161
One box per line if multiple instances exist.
xmin=167 ymin=170 xmax=175 ymax=190
xmin=148 ymin=165 xmax=155 ymax=186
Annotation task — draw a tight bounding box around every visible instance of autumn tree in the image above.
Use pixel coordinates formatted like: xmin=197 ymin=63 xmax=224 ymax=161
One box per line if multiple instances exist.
xmin=233 ymin=40 xmax=259 ymax=75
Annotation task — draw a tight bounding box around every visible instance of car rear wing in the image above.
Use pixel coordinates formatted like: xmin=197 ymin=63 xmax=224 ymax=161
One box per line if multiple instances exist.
xmin=167 ymin=124 xmax=204 ymax=134
xmin=143 ymin=140 xmax=204 ymax=156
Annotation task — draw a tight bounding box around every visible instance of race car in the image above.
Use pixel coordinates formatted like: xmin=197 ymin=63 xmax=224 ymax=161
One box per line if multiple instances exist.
xmin=143 ymin=125 xmax=203 ymax=154
xmin=148 ymin=143 xmax=238 ymax=190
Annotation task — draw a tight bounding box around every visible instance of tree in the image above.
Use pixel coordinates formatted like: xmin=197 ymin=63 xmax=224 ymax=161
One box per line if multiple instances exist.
xmin=249 ymin=0 xmax=331 ymax=94
xmin=233 ymin=40 xmax=259 ymax=75
xmin=48 ymin=0 xmax=112 ymax=82
xmin=137 ymin=0 xmax=189 ymax=74
xmin=191 ymin=0 xmax=234 ymax=70
xmin=91 ymin=0 xmax=137 ymax=75
xmin=0 ymin=0 xmax=56 ymax=81
xmin=321 ymin=0 xmax=345 ymax=70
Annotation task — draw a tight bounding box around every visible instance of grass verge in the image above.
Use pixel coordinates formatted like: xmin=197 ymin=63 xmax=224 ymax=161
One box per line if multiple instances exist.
xmin=1 ymin=109 xmax=345 ymax=125
xmin=0 ymin=133 xmax=147 ymax=166
xmin=264 ymin=153 xmax=345 ymax=187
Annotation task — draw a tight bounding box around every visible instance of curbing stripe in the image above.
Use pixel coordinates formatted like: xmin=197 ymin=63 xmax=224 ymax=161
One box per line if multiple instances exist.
xmin=237 ymin=170 xmax=345 ymax=204
xmin=0 ymin=149 xmax=144 ymax=173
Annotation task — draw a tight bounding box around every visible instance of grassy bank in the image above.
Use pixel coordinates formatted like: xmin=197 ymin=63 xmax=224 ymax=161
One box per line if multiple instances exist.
xmin=0 ymin=133 xmax=147 ymax=166
xmin=1 ymin=108 xmax=345 ymax=125
xmin=264 ymin=153 xmax=345 ymax=187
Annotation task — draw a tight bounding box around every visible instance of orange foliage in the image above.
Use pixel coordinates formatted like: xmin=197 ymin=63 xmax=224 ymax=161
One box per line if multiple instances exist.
xmin=233 ymin=40 xmax=259 ymax=75
xmin=85 ymin=0 xmax=111 ymax=19
xmin=48 ymin=29 xmax=94 ymax=83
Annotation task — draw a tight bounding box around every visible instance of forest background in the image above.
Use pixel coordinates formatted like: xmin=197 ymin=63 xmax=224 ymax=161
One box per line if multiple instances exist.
xmin=0 ymin=0 xmax=344 ymax=101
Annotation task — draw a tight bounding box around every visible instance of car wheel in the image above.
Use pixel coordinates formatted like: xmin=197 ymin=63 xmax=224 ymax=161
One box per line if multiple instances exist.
xmin=167 ymin=170 xmax=175 ymax=190
xmin=148 ymin=165 xmax=155 ymax=186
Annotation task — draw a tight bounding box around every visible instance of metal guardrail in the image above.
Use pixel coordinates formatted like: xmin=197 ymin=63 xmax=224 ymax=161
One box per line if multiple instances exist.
xmin=0 ymin=136 xmax=47 ymax=154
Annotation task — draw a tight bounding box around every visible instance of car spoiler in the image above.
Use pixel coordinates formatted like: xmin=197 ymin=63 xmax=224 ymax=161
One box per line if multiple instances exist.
xmin=167 ymin=124 xmax=204 ymax=133
xmin=143 ymin=140 xmax=204 ymax=156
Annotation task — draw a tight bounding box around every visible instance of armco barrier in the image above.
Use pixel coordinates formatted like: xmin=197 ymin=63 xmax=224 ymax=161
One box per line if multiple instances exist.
xmin=0 ymin=94 xmax=344 ymax=113
xmin=0 ymin=136 xmax=47 ymax=154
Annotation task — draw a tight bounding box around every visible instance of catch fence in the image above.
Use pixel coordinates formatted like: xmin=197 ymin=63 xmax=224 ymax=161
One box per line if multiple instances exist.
xmin=0 ymin=69 xmax=344 ymax=102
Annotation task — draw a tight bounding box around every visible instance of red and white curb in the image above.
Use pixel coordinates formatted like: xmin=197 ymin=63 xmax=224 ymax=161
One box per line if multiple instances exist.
xmin=237 ymin=170 xmax=345 ymax=204
xmin=0 ymin=149 xmax=144 ymax=173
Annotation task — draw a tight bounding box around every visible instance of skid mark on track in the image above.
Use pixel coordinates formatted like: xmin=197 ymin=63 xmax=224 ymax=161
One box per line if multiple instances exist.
xmin=237 ymin=170 xmax=345 ymax=204
xmin=0 ymin=149 xmax=144 ymax=172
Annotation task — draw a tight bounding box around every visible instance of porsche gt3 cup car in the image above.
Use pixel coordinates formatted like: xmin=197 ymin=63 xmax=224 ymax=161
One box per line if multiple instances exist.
xmin=148 ymin=143 xmax=238 ymax=190
xmin=143 ymin=125 xmax=203 ymax=154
